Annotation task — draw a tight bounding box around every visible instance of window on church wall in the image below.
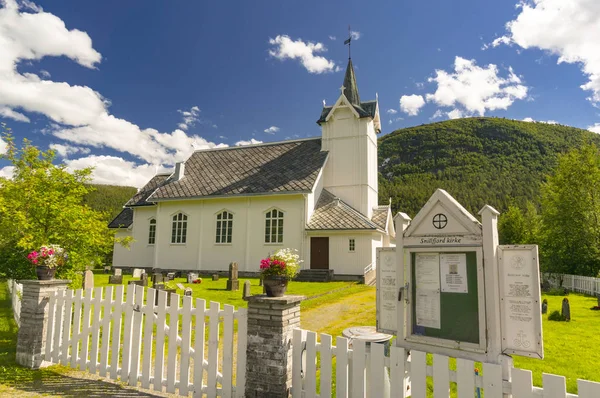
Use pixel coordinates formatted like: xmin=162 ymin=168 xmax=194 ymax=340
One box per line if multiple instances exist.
xmin=349 ymin=238 xmax=355 ymax=252
xmin=216 ymin=211 xmax=233 ymax=244
xmin=148 ymin=218 xmax=156 ymax=245
xmin=265 ymin=209 xmax=284 ymax=243
xmin=171 ymin=213 xmax=188 ymax=244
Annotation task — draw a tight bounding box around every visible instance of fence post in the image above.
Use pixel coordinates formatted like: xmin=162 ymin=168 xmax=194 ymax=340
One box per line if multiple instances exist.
xmin=16 ymin=279 xmax=70 ymax=369
xmin=245 ymin=294 xmax=304 ymax=398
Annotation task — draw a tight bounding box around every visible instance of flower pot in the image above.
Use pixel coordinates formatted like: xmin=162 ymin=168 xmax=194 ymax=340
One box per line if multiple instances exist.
xmin=263 ymin=276 xmax=288 ymax=297
xmin=36 ymin=266 xmax=56 ymax=281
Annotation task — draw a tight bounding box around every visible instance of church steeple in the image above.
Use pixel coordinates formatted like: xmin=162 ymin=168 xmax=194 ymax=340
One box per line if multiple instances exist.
xmin=342 ymin=59 xmax=361 ymax=106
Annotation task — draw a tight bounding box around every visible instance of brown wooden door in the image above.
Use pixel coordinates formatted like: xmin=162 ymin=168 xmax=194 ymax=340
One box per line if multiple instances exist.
xmin=310 ymin=237 xmax=329 ymax=269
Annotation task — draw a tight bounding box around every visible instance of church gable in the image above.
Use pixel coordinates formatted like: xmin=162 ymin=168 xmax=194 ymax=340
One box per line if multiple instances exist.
xmin=404 ymin=189 xmax=482 ymax=238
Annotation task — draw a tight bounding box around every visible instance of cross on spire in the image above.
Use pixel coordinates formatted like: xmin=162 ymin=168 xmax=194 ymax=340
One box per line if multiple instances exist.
xmin=344 ymin=25 xmax=352 ymax=59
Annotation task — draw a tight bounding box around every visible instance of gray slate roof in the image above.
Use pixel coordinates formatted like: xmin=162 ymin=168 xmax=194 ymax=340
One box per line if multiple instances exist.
xmin=317 ymin=100 xmax=378 ymax=126
xmin=149 ymin=138 xmax=328 ymax=201
xmin=306 ymin=189 xmax=381 ymax=231
xmin=371 ymin=206 xmax=390 ymax=231
xmin=126 ymin=174 xmax=170 ymax=206
xmin=108 ymin=208 xmax=133 ymax=229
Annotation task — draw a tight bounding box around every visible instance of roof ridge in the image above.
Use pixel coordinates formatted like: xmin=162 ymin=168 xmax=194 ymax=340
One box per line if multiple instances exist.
xmin=192 ymin=137 xmax=320 ymax=154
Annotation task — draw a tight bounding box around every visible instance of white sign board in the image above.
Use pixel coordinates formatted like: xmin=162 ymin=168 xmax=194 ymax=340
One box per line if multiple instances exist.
xmin=376 ymin=248 xmax=398 ymax=334
xmin=440 ymin=253 xmax=468 ymax=293
xmin=498 ymin=245 xmax=543 ymax=359
xmin=415 ymin=253 xmax=441 ymax=329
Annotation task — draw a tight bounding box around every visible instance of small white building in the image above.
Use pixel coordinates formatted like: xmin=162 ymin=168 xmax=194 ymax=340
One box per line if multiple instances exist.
xmin=109 ymin=59 xmax=395 ymax=282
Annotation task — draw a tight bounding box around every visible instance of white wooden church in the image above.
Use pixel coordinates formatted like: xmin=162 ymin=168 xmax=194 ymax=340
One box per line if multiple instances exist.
xmin=109 ymin=59 xmax=395 ymax=282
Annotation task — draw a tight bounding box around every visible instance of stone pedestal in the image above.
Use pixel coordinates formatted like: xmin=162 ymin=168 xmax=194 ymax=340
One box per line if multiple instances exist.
xmin=245 ymin=295 xmax=304 ymax=398
xmin=16 ymin=279 xmax=70 ymax=369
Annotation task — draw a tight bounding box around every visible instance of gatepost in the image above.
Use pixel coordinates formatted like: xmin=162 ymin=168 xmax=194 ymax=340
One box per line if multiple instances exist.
xmin=377 ymin=189 xmax=543 ymax=397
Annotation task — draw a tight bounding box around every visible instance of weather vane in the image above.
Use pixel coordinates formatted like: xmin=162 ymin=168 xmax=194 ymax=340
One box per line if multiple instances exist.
xmin=344 ymin=25 xmax=352 ymax=59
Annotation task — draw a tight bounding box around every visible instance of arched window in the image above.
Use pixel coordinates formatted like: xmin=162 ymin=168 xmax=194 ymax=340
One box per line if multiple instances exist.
xmin=265 ymin=209 xmax=284 ymax=243
xmin=148 ymin=218 xmax=156 ymax=244
xmin=216 ymin=211 xmax=233 ymax=244
xmin=171 ymin=213 xmax=188 ymax=244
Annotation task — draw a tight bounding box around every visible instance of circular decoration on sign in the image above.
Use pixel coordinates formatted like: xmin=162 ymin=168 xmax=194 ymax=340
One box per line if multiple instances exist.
xmin=510 ymin=255 xmax=525 ymax=270
xmin=432 ymin=213 xmax=448 ymax=229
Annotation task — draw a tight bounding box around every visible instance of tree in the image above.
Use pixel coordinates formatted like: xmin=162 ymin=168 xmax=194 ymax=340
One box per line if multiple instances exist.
xmin=0 ymin=130 xmax=115 ymax=286
xmin=540 ymin=144 xmax=600 ymax=276
xmin=498 ymin=201 xmax=540 ymax=245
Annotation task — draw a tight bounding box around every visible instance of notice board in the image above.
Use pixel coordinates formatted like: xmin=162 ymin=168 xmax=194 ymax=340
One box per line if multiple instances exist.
xmin=411 ymin=251 xmax=480 ymax=344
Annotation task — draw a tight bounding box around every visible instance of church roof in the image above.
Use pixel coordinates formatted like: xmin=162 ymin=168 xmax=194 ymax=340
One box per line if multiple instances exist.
xmin=317 ymin=100 xmax=378 ymax=125
xmin=371 ymin=206 xmax=390 ymax=231
xmin=149 ymin=138 xmax=328 ymax=201
xmin=108 ymin=207 xmax=133 ymax=229
xmin=306 ymin=189 xmax=381 ymax=231
xmin=343 ymin=59 xmax=361 ymax=105
xmin=126 ymin=174 xmax=171 ymax=207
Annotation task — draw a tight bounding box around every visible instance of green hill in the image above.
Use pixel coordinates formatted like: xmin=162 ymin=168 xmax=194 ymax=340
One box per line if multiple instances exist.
xmin=83 ymin=184 xmax=137 ymax=221
xmin=378 ymin=117 xmax=600 ymax=217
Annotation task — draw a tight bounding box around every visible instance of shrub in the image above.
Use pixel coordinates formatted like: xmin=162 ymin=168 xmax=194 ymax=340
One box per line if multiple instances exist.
xmin=548 ymin=310 xmax=567 ymax=321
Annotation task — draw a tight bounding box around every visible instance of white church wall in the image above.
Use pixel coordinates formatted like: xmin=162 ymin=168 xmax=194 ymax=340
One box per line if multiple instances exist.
xmin=306 ymin=168 xmax=324 ymax=222
xmin=153 ymin=194 xmax=306 ymax=272
xmin=112 ymin=229 xmax=135 ymax=268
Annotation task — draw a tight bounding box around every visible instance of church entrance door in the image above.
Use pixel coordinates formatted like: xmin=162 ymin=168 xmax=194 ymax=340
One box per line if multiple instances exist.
xmin=310 ymin=237 xmax=329 ymax=269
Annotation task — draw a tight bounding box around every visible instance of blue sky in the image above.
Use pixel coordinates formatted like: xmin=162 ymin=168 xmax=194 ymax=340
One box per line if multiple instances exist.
xmin=1 ymin=0 xmax=599 ymax=186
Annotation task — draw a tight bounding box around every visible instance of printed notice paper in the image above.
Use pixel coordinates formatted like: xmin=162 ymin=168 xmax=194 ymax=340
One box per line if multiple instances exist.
xmin=440 ymin=253 xmax=468 ymax=293
xmin=415 ymin=253 xmax=441 ymax=329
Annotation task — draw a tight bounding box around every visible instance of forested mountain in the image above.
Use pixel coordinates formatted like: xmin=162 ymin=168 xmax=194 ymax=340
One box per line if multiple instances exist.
xmin=378 ymin=117 xmax=600 ymax=217
xmin=83 ymin=184 xmax=137 ymax=221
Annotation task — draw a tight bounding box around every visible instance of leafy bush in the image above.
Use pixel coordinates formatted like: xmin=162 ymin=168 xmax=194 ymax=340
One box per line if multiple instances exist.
xmin=548 ymin=310 xmax=567 ymax=321
xmin=546 ymin=287 xmax=569 ymax=296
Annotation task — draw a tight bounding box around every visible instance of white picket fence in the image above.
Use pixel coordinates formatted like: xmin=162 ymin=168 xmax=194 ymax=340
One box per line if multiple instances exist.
xmin=7 ymin=279 xmax=22 ymax=326
xmin=292 ymin=329 xmax=600 ymax=398
xmin=549 ymin=274 xmax=600 ymax=296
xmin=44 ymin=284 xmax=247 ymax=397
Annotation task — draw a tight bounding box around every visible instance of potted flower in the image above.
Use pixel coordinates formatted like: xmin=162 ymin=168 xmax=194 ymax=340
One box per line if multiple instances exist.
xmin=27 ymin=245 xmax=68 ymax=280
xmin=260 ymin=248 xmax=301 ymax=297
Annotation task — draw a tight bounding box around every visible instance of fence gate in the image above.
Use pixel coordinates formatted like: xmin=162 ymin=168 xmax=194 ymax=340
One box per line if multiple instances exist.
xmin=44 ymin=284 xmax=247 ymax=398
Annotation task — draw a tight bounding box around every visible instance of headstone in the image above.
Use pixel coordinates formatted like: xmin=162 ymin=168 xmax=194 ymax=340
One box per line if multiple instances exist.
xmin=140 ymin=272 xmax=148 ymax=286
xmin=176 ymin=283 xmax=186 ymax=290
xmin=561 ymin=297 xmax=571 ymax=321
xmin=114 ymin=268 xmax=122 ymax=276
xmin=108 ymin=275 xmax=123 ymax=285
xmin=187 ymin=272 xmax=198 ymax=284
xmin=541 ymin=300 xmax=548 ymax=314
xmin=227 ymin=262 xmax=239 ymax=291
xmin=153 ymin=273 xmax=164 ymax=285
xmin=166 ymin=272 xmax=175 ymax=281
xmin=597 ymin=295 xmax=600 ymax=308
xmin=82 ymin=270 xmax=94 ymax=290
xmin=243 ymin=280 xmax=251 ymax=299
xmin=128 ymin=280 xmax=144 ymax=286
xmin=132 ymin=268 xmax=143 ymax=278
xmin=104 ymin=266 xmax=111 ymax=274
xmin=154 ymin=283 xmax=165 ymax=290
xmin=212 ymin=274 xmax=219 ymax=281
xmin=184 ymin=288 xmax=193 ymax=297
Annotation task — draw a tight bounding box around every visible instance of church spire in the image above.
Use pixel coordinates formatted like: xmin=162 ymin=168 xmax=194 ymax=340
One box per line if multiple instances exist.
xmin=342 ymin=58 xmax=361 ymax=106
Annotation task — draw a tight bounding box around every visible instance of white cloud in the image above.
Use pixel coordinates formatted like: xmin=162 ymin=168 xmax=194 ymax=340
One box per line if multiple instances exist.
xmin=350 ymin=31 xmax=361 ymax=41
xmin=20 ymin=0 xmax=42 ymax=13
xmin=49 ymin=143 xmax=90 ymax=158
xmin=523 ymin=117 xmax=558 ymax=125
xmin=0 ymin=136 xmax=7 ymax=154
xmin=425 ymin=56 xmax=528 ymax=117
xmin=0 ymin=0 xmax=235 ymax=181
xmin=588 ymin=124 xmax=600 ymax=134
xmin=0 ymin=166 xmax=14 ymax=179
xmin=494 ymin=0 xmax=600 ymax=105
xmin=386 ymin=109 xmax=398 ymax=114
xmin=399 ymin=94 xmax=425 ymax=116
xmin=264 ymin=126 xmax=280 ymax=134
xmin=64 ymin=155 xmax=167 ymax=188
xmin=39 ymin=69 xmax=50 ymax=78
xmin=447 ymin=109 xmax=463 ymax=119
xmin=268 ymin=35 xmax=335 ymax=74
xmin=0 ymin=106 xmax=30 ymax=122
xmin=235 ymin=139 xmax=263 ymax=146
xmin=329 ymin=35 xmax=336 ymax=41
xmin=431 ymin=109 xmax=444 ymax=120
xmin=177 ymin=106 xmax=200 ymax=130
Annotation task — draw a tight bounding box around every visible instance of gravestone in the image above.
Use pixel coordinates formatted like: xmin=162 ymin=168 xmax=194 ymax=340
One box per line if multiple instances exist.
xmin=128 ymin=280 xmax=144 ymax=287
xmin=104 ymin=266 xmax=111 ymax=274
xmin=597 ymin=295 xmax=600 ymax=308
xmin=140 ymin=272 xmax=148 ymax=286
xmin=132 ymin=268 xmax=143 ymax=278
xmin=226 ymin=262 xmax=239 ymax=291
xmin=212 ymin=274 xmax=219 ymax=281
xmin=153 ymin=273 xmax=164 ymax=285
xmin=187 ymin=273 xmax=198 ymax=283
xmin=177 ymin=282 xmax=192 ymax=296
xmin=114 ymin=268 xmax=122 ymax=276
xmin=82 ymin=270 xmax=94 ymax=290
xmin=561 ymin=297 xmax=571 ymax=321
xmin=541 ymin=300 xmax=548 ymax=314
xmin=108 ymin=275 xmax=123 ymax=284
xmin=243 ymin=280 xmax=251 ymax=300
xmin=166 ymin=272 xmax=175 ymax=281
